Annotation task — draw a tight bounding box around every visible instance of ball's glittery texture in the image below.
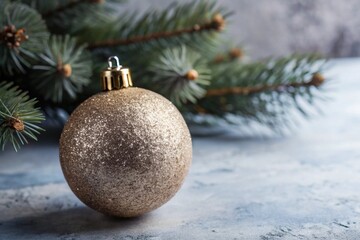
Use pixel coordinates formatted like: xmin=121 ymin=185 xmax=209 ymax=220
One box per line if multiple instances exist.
xmin=59 ymin=88 xmax=192 ymax=217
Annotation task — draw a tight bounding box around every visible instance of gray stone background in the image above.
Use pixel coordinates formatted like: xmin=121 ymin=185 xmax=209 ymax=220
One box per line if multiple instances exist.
xmin=120 ymin=0 xmax=360 ymax=59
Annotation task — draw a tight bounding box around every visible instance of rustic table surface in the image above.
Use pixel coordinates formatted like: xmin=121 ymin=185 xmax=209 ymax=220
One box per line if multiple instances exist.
xmin=0 ymin=58 xmax=359 ymax=240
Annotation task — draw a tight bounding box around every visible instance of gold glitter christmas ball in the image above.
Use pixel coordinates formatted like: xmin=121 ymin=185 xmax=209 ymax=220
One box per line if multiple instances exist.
xmin=59 ymin=57 xmax=192 ymax=217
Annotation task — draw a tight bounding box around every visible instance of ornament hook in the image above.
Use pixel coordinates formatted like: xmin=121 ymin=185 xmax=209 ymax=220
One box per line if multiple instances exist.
xmin=101 ymin=56 xmax=133 ymax=91
xmin=108 ymin=56 xmax=122 ymax=69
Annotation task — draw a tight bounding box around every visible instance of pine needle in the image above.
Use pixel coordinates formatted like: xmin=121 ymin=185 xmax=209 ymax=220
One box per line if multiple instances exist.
xmin=0 ymin=82 xmax=45 ymax=151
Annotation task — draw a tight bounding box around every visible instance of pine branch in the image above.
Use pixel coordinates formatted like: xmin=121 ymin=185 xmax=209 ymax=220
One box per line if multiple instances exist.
xmin=87 ymin=13 xmax=225 ymax=49
xmin=142 ymin=46 xmax=211 ymax=106
xmin=78 ymin=0 xmax=229 ymax=53
xmin=206 ymin=73 xmax=324 ymax=96
xmin=191 ymin=54 xmax=327 ymax=130
xmin=30 ymin=35 xmax=92 ymax=103
xmin=0 ymin=2 xmax=49 ymax=75
xmin=0 ymin=82 xmax=44 ymax=151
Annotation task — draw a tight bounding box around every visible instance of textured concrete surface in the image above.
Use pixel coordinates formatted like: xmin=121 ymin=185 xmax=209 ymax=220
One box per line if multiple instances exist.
xmin=0 ymin=58 xmax=360 ymax=239
xmin=121 ymin=0 xmax=360 ymax=59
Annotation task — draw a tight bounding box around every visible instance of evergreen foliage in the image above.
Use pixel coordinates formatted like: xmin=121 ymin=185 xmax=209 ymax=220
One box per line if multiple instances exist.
xmin=0 ymin=0 xmax=328 ymax=151
xmin=0 ymin=1 xmax=49 ymax=74
xmin=0 ymin=82 xmax=44 ymax=151
xmin=30 ymin=35 xmax=92 ymax=102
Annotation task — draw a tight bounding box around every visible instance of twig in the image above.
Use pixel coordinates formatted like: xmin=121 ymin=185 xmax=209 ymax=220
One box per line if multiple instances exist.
xmin=205 ymin=73 xmax=325 ymax=97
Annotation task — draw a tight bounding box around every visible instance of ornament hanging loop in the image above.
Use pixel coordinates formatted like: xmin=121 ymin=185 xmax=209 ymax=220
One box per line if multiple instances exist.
xmin=107 ymin=56 xmax=122 ymax=70
xmin=101 ymin=56 xmax=133 ymax=91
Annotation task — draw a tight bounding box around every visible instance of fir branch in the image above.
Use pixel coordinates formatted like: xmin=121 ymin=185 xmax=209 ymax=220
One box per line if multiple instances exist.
xmin=30 ymin=35 xmax=92 ymax=103
xmin=87 ymin=13 xmax=225 ymax=49
xmin=0 ymin=82 xmax=44 ymax=151
xmin=79 ymin=0 xmax=229 ymax=52
xmin=144 ymin=46 xmax=211 ymax=106
xmin=193 ymin=55 xmax=326 ymax=129
xmin=206 ymin=73 xmax=325 ymax=96
xmin=0 ymin=2 xmax=49 ymax=75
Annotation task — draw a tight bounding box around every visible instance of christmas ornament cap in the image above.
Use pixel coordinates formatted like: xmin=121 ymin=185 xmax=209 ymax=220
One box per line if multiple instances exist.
xmin=101 ymin=56 xmax=133 ymax=91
